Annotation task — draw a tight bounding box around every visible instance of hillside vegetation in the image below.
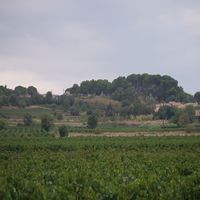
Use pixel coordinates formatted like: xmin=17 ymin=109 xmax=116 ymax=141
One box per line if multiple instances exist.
xmin=67 ymin=74 xmax=193 ymax=102
xmin=0 ymin=73 xmax=199 ymax=126
xmin=0 ymin=74 xmax=200 ymax=199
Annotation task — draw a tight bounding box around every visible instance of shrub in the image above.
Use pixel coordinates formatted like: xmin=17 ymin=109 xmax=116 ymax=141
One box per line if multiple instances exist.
xmin=59 ymin=125 xmax=69 ymax=137
xmin=41 ymin=114 xmax=53 ymax=132
xmin=70 ymin=107 xmax=80 ymax=116
xmin=185 ymin=124 xmax=193 ymax=133
xmin=23 ymin=113 xmax=33 ymax=126
xmin=178 ymin=112 xmax=190 ymax=127
xmin=57 ymin=113 xmax=63 ymax=120
xmin=154 ymin=106 xmax=179 ymax=120
xmin=87 ymin=113 xmax=98 ymax=129
xmin=0 ymin=120 xmax=6 ymax=130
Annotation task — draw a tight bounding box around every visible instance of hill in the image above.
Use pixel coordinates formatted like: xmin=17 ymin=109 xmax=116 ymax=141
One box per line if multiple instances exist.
xmin=0 ymin=73 xmax=199 ymax=118
xmin=67 ymin=73 xmax=193 ymax=103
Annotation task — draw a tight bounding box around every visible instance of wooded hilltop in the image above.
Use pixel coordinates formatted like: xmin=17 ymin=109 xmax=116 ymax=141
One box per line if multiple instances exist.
xmin=0 ymin=74 xmax=200 ymax=120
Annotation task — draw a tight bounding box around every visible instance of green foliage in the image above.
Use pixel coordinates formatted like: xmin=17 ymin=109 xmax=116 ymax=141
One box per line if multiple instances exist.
xmin=154 ymin=106 xmax=179 ymax=120
xmin=0 ymin=95 xmax=9 ymax=106
xmin=0 ymin=73 xmax=193 ymax=112
xmin=69 ymin=106 xmax=80 ymax=116
xmin=87 ymin=113 xmax=98 ymax=129
xmin=41 ymin=114 xmax=53 ymax=132
xmin=0 ymin=85 xmax=12 ymax=96
xmin=66 ymin=74 xmax=191 ymax=105
xmin=18 ymin=99 xmax=27 ymax=108
xmin=9 ymin=94 xmax=18 ymax=106
xmin=0 ymin=106 xmax=56 ymax=119
xmin=60 ymin=123 xmax=188 ymax=133
xmin=23 ymin=113 xmax=33 ymax=126
xmin=59 ymin=125 xmax=69 ymax=137
xmin=111 ymin=76 xmax=131 ymax=92
xmin=177 ymin=112 xmax=190 ymax=127
xmin=57 ymin=113 xmax=63 ymax=120
xmin=0 ymin=120 xmax=6 ymax=130
xmin=78 ymin=79 xmax=111 ymax=95
xmin=105 ymin=104 xmax=114 ymax=117
xmin=112 ymin=86 xmax=137 ymax=102
xmin=45 ymin=91 xmax=53 ymax=104
xmin=194 ymin=92 xmax=200 ymax=104
xmin=61 ymin=96 xmax=75 ymax=110
xmin=14 ymin=86 xmax=27 ymax=96
xmin=27 ymin=86 xmax=38 ymax=96
xmin=69 ymin=84 xmax=80 ymax=94
xmin=29 ymin=93 xmax=43 ymax=105
xmin=185 ymin=106 xmax=195 ymax=123
xmin=0 ymin=85 xmax=43 ymax=106
xmin=0 ymin=126 xmax=48 ymax=137
xmin=173 ymin=106 xmax=195 ymax=127
xmin=1 ymin=136 xmax=200 ymax=199
xmin=126 ymin=74 xmax=190 ymax=102
xmin=121 ymin=100 xmax=154 ymax=117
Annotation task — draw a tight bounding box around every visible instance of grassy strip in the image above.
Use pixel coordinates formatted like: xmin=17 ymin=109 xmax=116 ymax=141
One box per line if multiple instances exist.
xmin=67 ymin=124 xmax=200 ymax=134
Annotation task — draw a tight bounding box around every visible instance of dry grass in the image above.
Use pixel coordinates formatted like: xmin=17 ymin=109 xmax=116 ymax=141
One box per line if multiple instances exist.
xmin=76 ymin=96 xmax=121 ymax=107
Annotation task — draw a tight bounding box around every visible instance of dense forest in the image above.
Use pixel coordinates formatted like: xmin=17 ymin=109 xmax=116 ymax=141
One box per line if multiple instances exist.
xmin=67 ymin=74 xmax=193 ymax=102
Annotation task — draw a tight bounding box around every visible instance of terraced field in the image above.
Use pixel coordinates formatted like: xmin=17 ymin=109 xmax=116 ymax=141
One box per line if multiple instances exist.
xmin=0 ymin=106 xmax=55 ymax=118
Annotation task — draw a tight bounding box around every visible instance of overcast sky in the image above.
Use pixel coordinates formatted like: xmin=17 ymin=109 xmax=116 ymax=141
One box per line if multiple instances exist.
xmin=0 ymin=0 xmax=199 ymax=94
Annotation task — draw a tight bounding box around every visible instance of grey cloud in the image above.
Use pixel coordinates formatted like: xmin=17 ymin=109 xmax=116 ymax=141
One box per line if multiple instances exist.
xmin=0 ymin=0 xmax=199 ymax=94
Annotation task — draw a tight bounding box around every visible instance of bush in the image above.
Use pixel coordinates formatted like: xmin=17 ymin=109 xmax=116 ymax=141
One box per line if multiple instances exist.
xmin=57 ymin=113 xmax=63 ymax=120
xmin=23 ymin=113 xmax=33 ymax=126
xmin=173 ymin=106 xmax=195 ymax=127
xmin=59 ymin=126 xmax=69 ymax=137
xmin=194 ymin=92 xmax=200 ymax=104
xmin=177 ymin=112 xmax=190 ymax=127
xmin=154 ymin=106 xmax=179 ymax=120
xmin=185 ymin=124 xmax=193 ymax=133
xmin=41 ymin=114 xmax=53 ymax=132
xmin=87 ymin=113 xmax=98 ymax=129
xmin=185 ymin=105 xmax=195 ymax=123
xmin=0 ymin=120 xmax=6 ymax=130
xmin=70 ymin=107 xmax=80 ymax=116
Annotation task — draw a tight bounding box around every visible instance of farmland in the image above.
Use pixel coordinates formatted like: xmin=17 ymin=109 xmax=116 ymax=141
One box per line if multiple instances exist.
xmin=0 ymin=102 xmax=200 ymax=199
xmin=1 ymin=133 xmax=200 ymax=199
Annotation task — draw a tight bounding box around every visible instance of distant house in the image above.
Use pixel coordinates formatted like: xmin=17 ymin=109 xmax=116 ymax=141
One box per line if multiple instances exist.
xmin=155 ymin=101 xmax=185 ymax=112
xmin=155 ymin=101 xmax=198 ymax=112
xmin=52 ymin=95 xmax=60 ymax=101
xmin=64 ymin=91 xmax=71 ymax=96
xmin=195 ymin=110 xmax=200 ymax=121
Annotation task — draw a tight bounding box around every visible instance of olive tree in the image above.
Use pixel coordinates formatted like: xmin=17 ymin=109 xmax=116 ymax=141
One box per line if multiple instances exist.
xmin=59 ymin=125 xmax=69 ymax=137
xmin=87 ymin=113 xmax=98 ymax=129
xmin=41 ymin=114 xmax=53 ymax=132
xmin=23 ymin=113 xmax=33 ymax=126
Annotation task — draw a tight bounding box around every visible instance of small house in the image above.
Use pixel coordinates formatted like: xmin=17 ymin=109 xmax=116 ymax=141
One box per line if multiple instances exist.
xmin=195 ymin=110 xmax=200 ymax=121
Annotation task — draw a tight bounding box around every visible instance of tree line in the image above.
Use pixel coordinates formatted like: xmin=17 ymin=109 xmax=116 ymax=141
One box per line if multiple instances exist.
xmin=0 ymin=85 xmax=60 ymax=107
xmin=67 ymin=74 xmax=193 ymax=103
xmin=0 ymin=74 xmax=200 ymax=119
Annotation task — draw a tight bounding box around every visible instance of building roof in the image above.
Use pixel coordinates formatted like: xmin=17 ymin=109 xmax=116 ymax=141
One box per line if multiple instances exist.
xmin=195 ymin=110 xmax=200 ymax=117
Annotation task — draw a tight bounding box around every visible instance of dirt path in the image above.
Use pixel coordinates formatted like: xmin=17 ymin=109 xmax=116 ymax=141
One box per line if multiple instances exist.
xmin=70 ymin=131 xmax=200 ymax=137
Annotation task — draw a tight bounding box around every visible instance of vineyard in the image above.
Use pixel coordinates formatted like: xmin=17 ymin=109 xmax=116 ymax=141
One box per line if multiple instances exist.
xmin=0 ymin=126 xmax=48 ymax=137
xmin=1 ymin=134 xmax=200 ymax=199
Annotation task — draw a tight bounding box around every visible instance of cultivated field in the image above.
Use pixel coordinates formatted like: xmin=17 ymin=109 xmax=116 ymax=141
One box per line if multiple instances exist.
xmin=1 ymin=105 xmax=200 ymax=199
xmin=1 ymin=133 xmax=200 ymax=199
